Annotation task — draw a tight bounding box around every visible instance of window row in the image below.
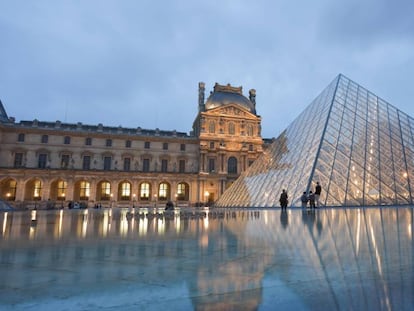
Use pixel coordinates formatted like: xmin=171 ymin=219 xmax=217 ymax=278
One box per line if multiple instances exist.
xmin=203 ymin=121 xmax=256 ymax=136
xmin=17 ymin=134 xmax=187 ymax=150
xmin=13 ymin=153 xmax=189 ymax=172
xmin=1 ymin=179 xmax=190 ymax=202
xmin=207 ymin=141 xmax=255 ymax=151
xmin=205 ymin=156 xmax=254 ymax=174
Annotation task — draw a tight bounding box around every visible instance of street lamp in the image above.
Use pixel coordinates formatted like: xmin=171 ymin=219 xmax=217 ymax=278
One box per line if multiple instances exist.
xmin=154 ymin=194 xmax=157 ymax=208
xmin=132 ymin=194 xmax=136 ymax=208
xmin=110 ymin=193 xmax=113 ymax=208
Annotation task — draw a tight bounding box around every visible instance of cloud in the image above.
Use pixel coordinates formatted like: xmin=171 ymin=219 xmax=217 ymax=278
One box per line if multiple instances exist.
xmin=0 ymin=0 xmax=413 ymax=138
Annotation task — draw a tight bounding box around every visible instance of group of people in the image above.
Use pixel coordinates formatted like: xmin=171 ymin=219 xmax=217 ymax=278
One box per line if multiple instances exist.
xmin=300 ymin=182 xmax=322 ymax=208
xmin=279 ymin=182 xmax=322 ymax=209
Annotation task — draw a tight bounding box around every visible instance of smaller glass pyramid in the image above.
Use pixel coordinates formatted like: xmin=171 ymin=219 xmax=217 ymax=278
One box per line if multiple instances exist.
xmin=216 ymin=74 xmax=414 ymax=207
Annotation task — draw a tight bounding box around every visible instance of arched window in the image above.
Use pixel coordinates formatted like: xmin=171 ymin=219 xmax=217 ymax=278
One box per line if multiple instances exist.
xmin=228 ymin=157 xmax=237 ymax=174
xmin=209 ymin=121 xmax=215 ymax=133
xmin=80 ymin=181 xmax=90 ymax=200
xmin=177 ymin=182 xmax=189 ymax=201
xmin=2 ymin=179 xmax=17 ymax=201
xmin=100 ymin=182 xmax=111 ymax=200
xmin=57 ymin=180 xmax=67 ymax=200
xmin=33 ymin=180 xmax=42 ymax=200
xmin=158 ymin=182 xmax=170 ymax=201
xmin=140 ymin=182 xmax=150 ymax=200
xmin=228 ymin=122 xmax=235 ymax=135
xmin=120 ymin=182 xmax=131 ymax=200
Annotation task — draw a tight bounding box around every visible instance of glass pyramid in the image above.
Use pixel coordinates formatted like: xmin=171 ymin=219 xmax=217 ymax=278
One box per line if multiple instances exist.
xmin=216 ymin=74 xmax=414 ymax=207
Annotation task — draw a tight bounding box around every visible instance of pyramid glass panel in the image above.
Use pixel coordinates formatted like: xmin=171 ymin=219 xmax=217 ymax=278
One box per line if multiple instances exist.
xmin=216 ymin=74 xmax=414 ymax=207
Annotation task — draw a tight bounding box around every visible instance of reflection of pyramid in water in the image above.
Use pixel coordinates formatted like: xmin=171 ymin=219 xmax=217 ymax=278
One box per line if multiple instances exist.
xmin=216 ymin=74 xmax=414 ymax=207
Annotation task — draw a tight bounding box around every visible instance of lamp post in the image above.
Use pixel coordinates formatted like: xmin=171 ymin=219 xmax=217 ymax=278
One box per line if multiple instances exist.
xmin=132 ymin=194 xmax=136 ymax=209
xmin=110 ymin=193 xmax=113 ymax=208
xmin=154 ymin=194 xmax=157 ymax=208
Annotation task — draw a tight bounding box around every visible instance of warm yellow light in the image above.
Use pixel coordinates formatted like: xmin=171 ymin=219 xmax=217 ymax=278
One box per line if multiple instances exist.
xmin=204 ymin=191 xmax=209 ymax=197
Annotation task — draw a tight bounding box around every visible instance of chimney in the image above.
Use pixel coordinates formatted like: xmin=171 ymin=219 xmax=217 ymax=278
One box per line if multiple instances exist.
xmin=198 ymin=82 xmax=205 ymax=112
xmin=249 ymin=89 xmax=256 ymax=113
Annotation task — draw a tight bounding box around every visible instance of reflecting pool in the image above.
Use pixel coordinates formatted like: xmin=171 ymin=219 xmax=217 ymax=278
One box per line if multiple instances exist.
xmin=1 ymin=207 xmax=413 ymax=310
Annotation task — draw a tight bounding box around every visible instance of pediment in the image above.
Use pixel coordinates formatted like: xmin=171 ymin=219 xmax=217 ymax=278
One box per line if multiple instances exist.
xmin=204 ymin=104 xmax=258 ymax=119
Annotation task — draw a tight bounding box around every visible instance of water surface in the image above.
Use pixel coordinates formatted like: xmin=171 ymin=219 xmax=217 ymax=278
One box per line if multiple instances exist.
xmin=1 ymin=207 xmax=413 ymax=310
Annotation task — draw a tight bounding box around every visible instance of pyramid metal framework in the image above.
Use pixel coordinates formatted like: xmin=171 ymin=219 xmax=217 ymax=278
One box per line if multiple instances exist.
xmin=216 ymin=74 xmax=414 ymax=207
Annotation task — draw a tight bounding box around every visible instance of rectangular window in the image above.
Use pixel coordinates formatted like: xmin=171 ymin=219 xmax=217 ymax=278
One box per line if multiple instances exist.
xmin=179 ymin=159 xmax=185 ymax=173
xmin=123 ymin=158 xmax=131 ymax=171
xmin=104 ymin=156 xmax=112 ymax=170
xmin=180 ymin=144 xmax=186 ymax=151
xmin=14 ymin=153 xmax=23 ymax=168
xmin=125 ymin=140 xmax=131 ymax=148
xmin=64 ymin=136 xmax=71 ymax=144
xmin=144 ymin=141 xmax=150 ymax=149
xmin=210 ymin=142 xmax=215 ymax=149
xmin=61 ymin=154 xmax=70 ymax=169
xmin=17 ymin=133 xmax=25 ymax=142
xmin=85 ymin=137 xmax=92 ymax=146
xmin=161 ymin=159 xmax=168 ymax=172
xmin=38 ymin=154 xmax=47 ymax=168
xmin=41 ymin=135 xmax=48 ymax=144
xmin=163 ymin=143 xmax=168 ymax=150
xmin=106 ymin=139 xmax=112 ymax=147
xmin=143 ymin=158 xmax=150 ymax=172
xmin=83 ymin=156 xmax=91 ymax=170
xmin=248 ymin=160 xmax=254 ymax=167
xmin=208 ymin=158 xmax=215 ymax=173
xmin=249 ymin=144 xmax=254 ymax=151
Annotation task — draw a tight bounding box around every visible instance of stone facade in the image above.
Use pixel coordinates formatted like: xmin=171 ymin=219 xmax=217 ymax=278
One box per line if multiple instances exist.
xmin=0 ymin=83 xmax=268 ymax=209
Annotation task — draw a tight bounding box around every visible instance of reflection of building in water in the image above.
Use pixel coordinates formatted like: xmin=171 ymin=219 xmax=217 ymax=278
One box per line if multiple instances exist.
xmin=1 ymin=208 xmax=413 ymax=310
xmin=217 ymin=74 xmax=414 ymax=207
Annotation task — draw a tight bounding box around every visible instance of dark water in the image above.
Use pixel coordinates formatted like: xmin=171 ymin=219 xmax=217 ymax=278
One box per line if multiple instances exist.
xmin=0 ymin=207 xmax=413 ymax=310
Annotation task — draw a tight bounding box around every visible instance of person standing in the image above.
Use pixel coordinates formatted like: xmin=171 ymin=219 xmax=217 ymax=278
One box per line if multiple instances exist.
xmin=308 ymin=191 xmax=316 ymax=208
xmin=300 ymin=192 xmax=308 ymax=209
xmin=279 ymin=189 xmax=288 ymax=210
xmin=315 ymin=182 xmax=322 ymax=207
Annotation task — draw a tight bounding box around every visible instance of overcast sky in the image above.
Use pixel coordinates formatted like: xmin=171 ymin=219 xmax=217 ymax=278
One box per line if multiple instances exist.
xmin=1 ymin=0 xmax=413 ymax=138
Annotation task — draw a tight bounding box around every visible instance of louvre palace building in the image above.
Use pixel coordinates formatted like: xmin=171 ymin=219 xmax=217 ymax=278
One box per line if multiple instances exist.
xmin=0 ymin=82 xmax=269 ymax=209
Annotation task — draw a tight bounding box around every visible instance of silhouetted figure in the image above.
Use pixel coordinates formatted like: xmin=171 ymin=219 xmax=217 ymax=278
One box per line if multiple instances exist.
xmin=315 ymin=182 xmax=322 ymax=207
xmin=300 ymin=192 xmax=308 ymax=208
xmin=279 ymin=189 xmax=288 ymax=210
xmin=309 ymin=191 xmax=315 ymax=208
xmin=165 ymin=201 xmax=174 ymax=211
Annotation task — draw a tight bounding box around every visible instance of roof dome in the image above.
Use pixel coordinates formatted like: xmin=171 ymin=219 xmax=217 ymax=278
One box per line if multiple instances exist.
xmin=205 ymin=83 xmax=256 ymax=113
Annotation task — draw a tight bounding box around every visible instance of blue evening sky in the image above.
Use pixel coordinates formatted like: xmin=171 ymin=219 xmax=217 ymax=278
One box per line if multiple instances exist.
xmin=1 ymin=0 xmax=413 ymax=138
